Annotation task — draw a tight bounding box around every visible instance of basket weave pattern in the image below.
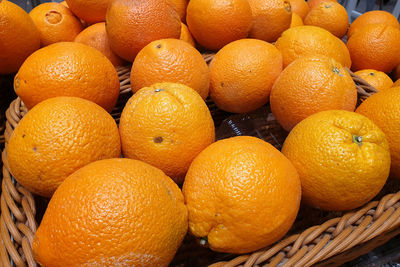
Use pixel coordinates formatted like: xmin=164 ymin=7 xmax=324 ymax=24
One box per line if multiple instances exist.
xmin=1 ymin=64 xmax=400 ymax=267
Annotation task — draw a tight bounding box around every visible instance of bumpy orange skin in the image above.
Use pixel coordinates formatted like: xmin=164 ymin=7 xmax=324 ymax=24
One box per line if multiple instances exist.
xmin=186 ymin=0 xmax=252 ymax=50
xmin=289 ymin=0 xmax=309 ymax=19
xmin=180 ymin=23 xmax=196 ymax=47
xmin=307 ymin=0 xmax=337 ymax=9
xmin=354 ymin=69 xmax=393 ymax=91
xmin=106 ymin=0 xmax=181 ymax=62
xmin=170 ymin=0 xmax=189 ymax=22
xmin=7 ymin=97 xmax=121 ymax=197
xmin=209 ymin=39 xmax=283 ymax=113
xmin=0 ymin=0 xmax=40 ymax=74
xmin=183 ymin=136 xmax=301 ymax=254
xmin=14 ymin=42 xmax=120 ymax=112
xmin=270 ymin=55 xmax=357 ymax=131
xmin=65 ymin=0 xmax=109 ymax=24
xmin=282 ymin=110 xmax=391 ymax=211
xmin=357 ymin=87 xmax=400 ymax=179
xmin=33 ymin=158 xmax=188 ymax=266
xmin=290 ymin=13 xmax=303 ymax=28
xmin=130 ymin=39 xmax=209 ymax=99
xmin=119 ymin=83 xmax=215 ymax=184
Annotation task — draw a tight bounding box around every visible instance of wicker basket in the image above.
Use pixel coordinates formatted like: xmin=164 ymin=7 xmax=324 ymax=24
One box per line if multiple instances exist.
xmin=1 ymin=63 xmax=400 ymax=267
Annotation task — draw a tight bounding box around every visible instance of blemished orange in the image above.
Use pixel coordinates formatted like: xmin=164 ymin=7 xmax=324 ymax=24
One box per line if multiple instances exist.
xmin=282 ymin=110 xmax=390 ymax=211
xmin=209 ymin=39 xmax=283 ymax=113
xmin=304 ymin=1 xmax=349 ymax=38
xmin=0 ymin=0 xmax=40 ymax=74
xmin=74 ymin=22 xmax=125 ymax=66
xmin=106 ymin=0 xmax=181 ymax=62
xmin=183 ymin=136 xmax=301 ymax=253
xmin=290 ymin=13 xmax=304 ymax=28
xmin=6 ymin=97 xmax=121 ymax=197
xmin=65 ymin=0 xmax=108 ymax=24
xmin=307 ymin=0 xmax=337 ymax=9
xmin=275 ymin=26 xmax=351 ymax=68
xmin=357 ymin=87 xmax=400 ymax=179
xmin=33 ymin=158 xmax=188 ymax=266
xmin=347 ymin=10 xmax=400 ymax=38
xmin=119 ymin=82 xmax=215 ymax=184
xmin=186 ymin=0 xmax=252 ymax=50
xmin=130 ymin=39 xmax=209 ymax=99
xmin=270 ymin=55 xmax=357 ymax=131
xmin=248 ymin=0 xmax=292 ymax=42
xmin=180 ymin=23 xmax=196 ymax=47
xmin=29 ymin=2 xmax=83 ymax=47
xmin=354 ymin=69 xmax=393 ymax=91
xmin=289 ymin=0 xmax=309 ymax=19
xmin=14 ymin=42 xmax=120 ymax=112
xmin=347 ymin=24 xmax=400 ymax=73
xmin=170 ymin=0 xmax=188 ymax=22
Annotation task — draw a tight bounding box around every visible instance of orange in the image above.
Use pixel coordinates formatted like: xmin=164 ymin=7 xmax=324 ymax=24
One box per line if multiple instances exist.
xmin=304 ymin=1 xmax=349 ymax=38
xmin=130 ymin=39 xmax=209 ymax=99
xmin=290 ymin=13 xmax=304 ymax=28
xmin=348 ymin=10 xmax=400 ymax=38
xmin=0 ymin=0 xmax=40 ymax=74
xmin=119 ymin=82 xmax=215 ymax=184
xmin=180 ymin=22 xmax=196 ymax=47
xmin=186 ymin=0 xmax=252 ymax=50
xmin=289 ymin=0 xmax=309 ymax=19
xmin=248 ymin=0 xmax=292 ymax=42
xmin=60 ymin=1 xmax=68 ymax=7
xmin=209 ymin=39 xmax=283 ymax=113
xmin=14 ymin=42 xmax=119 ymax=112
xmin=282 ymin=110 xmax=390 ymax=211
xmin=182 ymin=136 xmax=301 ymax=253
xmin=6 ymin=97 xmax=121 ymax=197
xmin=33 ymin=158 xmax=188 ymax=266
xmin=29 ymin=3 xmax=83 ymax=47
xmin=170 ymin=0 xmax=188 ymax=22
xmin=347 ymin=24 xmax=400 ymax=73
xmin=65 ymin=0 xmax=108 ymax=24
xmin=74 ymin=22 xmax=125 ymax=66
xmin=357 ymin=87 xmax=400 ymax=179
xmin=393 ymin=79 xmax=400 ymax=87
xmin=270 ymin=55 xmax=357 ymax=131
xmin=354 ymin=69 xmax=393 ymax=91
xmin=106 ymin=0 xmax=181 ymax=62
xmin=307 ymin=0 xmax=337 ymax=10
xmin=275 ymin=26 xmax=351 ymax=68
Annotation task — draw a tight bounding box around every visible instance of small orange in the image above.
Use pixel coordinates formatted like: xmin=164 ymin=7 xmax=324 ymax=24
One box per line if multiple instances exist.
xmin=248 ymin=0 xmax=292 ymax=42
xmin=348 ymin=10 xmax=400 ymax=38
xmin=307 ymin=0 xmax=337 ymax=9
xmin=180 ymin=23 xmax=196 ymax=47
xmin=282 ymin=110 xmax=390 ymax=211
xmin=290 ymin=13 xmax=304 ymax=28
xmin=354 ymin=69 xmax=393 ymax=91
xmin=65 ymin=0 xmax=108 ymax=24
xmin=304 ymin=1 xmax=349 ymax=38
xmin=183 ymin=136 xmax=301 ymax=253
xmin=130 ymin=39 xmax=209 ymax=99
xmin=170 ymin=0 xmax=189 ymax=22
xmin=347 ymin=24 xmax=400 ymax=72
xmin=106 ymin=0 xmax=181 ymax=62
xmin=14 ymin=42 xmax=120 ymax=112
xmin=0 ymin=0 xmax=40 ymax=74
xmin=357 ymin=87 xmax=400 ymax=179
xmin=7 ymin=97 xmax=121 ymax=197
xmin=33 ymin=158 xmax=188 ymax=266
xmin=186 ymin=0 xmax=252 ymax=50
xmin=119 ymin=82 xmax=215 ymax=184
xmin=209 ymin=39 xmax=283 ymax=113
xmin=74 ymin=22 xmax=125 ymax=66
xmin=270 ymin=55 xmax=357 ymax=131
xmin=29 ymin=3 xmax=83 ymax=47
xmin=289 ymin=0 xmax=309 ymax=19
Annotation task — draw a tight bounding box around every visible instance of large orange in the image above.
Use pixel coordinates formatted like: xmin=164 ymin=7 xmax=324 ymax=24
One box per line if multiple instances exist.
xmin=74 ymin=22 xmax=125 ymax=67
xmin=209 ymin=39 xmax=283 ymax=113
xmin=106 ymin=0 xmax=181 ymax=62
xmin=307 ymin=0 xmax=337 ymax=9
xmin=170 ymin=0 xmax=188 ymax=22
xmin=29 ymin=2 xmax=83 ymax=47
xmin=354 ymin=69 xmax=393 ymax=91
xmin=6 ymin=97 xmax=121 ymax=197
xmin=290 ymin=13 xmax=303 ymax=28
xmin=248 ymin=0 xmax=292 ymax=42
xmin=130 ymin=39 xmax=209 ymax=99
xmin=180 ymin=22 xmax=196 ymax=47
xmin=0 ymin=0 xmax=40 ymax=74
xmin=65 ymin=0 xmax=109 ymax=24
xmin=347 ymin=24 xmax=400 ymax=73
xmin=270 ymin=55 xmax=357 ymax=131
xmin=357 ymin=87 xmax=400 ymax=179
xmin=33 ymin=158 xmax=188 ymax=266
xmin=304 ymin=1 xmax=349 ymax=38
xmin=14 ymin=42 xmax=119 ymax=112
xmin=282 ymin=110 xmax=390 ymax=211
xmin=119 ymin=82 xmax=215 ymax=184
xmin=347 ymin=10 xmax=400 ymax=38
xmin=289 ymin=0 xmax=309 ymax=19
xmin=275 ymin=26 xmax=351 ymax=68
xmin=183 ymin=136 xmax=301 ymax=253
xmin=186 ymin=0 xmax=252 ymax=50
